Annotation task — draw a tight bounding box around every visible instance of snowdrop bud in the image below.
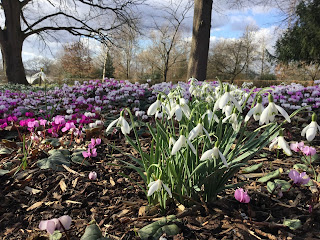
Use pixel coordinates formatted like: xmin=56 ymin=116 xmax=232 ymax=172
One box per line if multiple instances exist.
xmin=89 ymin=171 xmax=97 ymax=180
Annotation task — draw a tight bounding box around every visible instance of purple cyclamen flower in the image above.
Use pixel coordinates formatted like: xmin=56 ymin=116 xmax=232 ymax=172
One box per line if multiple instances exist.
xmin=82 ymin=149 xmax=91 ymax=158
xmin=288 ymin=170 xmax=310 ymax=185
xmin=302 ymin=146 xmax=316 ymax=156
xmin=39 ymin=215 xmax=72 ymax=235
xmin=234 ymin=188 xmax=250 ymax=203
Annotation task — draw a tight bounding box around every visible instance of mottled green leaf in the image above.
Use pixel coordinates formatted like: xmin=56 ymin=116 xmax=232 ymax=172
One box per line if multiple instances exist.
xmin=283 ymin=219 xmax=302 ymax=230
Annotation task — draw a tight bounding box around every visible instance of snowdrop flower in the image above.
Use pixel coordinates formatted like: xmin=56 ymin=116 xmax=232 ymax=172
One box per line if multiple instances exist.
xmin=106 ymin=111 xmax=131 ymax=135
xmin=171 ymin=135 xmax=196 ymax=155
xmin=269 ymin=129 xmax=292 ymax=156
xmin=234 ymin=188 xmax=250 ymax=203
xmin=288 ymin=170 xmax=310 ymax=185
xmin=200 ymin=143 xmax=228 ymax=167
xmin=202 ymin=109 xmax=219 ymax=124
xmin=188 ymin=122 xmax=211 ymax=142
xmin=147 ymin=97 xmax=169 ymax=118
xmin=259 ymin=94 xmax=291 ymax=125
xmin=245 ymin=96 xmax=265 ymax=122
xmin=169 ymin=136 xmax=176 ymax=149
xmin=39 ymin=215 xmax=72 ymax=235
xmin=147 ymin=179 xmax=172 ymax=198
xmin=301 ymin=113 xmax=320 ymax=141
xmin=214 ymin=85 xmax=242 ymax=113
xmin=222 ymin=112 xmax=239 ymax=131
xmin=169 ymin=98 xmax=191 ymax=121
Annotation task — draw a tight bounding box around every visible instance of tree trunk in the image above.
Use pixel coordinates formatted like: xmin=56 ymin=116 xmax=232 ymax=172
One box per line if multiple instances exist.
xmin=187 ymin=0 xmax=213 ymax=81
xmin=0 ymin=0 xmax=28 ymax=85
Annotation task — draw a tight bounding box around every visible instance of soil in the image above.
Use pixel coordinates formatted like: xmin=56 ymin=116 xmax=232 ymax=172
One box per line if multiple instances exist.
xmin=1 ymin=118 xmax=320 ymax=240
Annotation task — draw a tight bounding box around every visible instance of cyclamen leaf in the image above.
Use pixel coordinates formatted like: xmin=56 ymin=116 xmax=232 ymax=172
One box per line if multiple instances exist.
xmin=267 ymin=181 xmax=276 ymax=193
xmin=0 ymin=148 xmax=14 ymax=155
xmin=274 ymin=179 xmax=291 ymax=191
xmin=80 ymin=221 xmax=110 ymax=240
xmin=49 ymin=231 xmax=62 ymax=240
xmin=283 ymin=219 xmax=302 ymax=230
xmin=242 ymin=163 xmax=263 ymax=173
xmin=258 ymin=169 xmax=282 ymax=183
xmin=293 ymin=164 xmax=313 ymax=173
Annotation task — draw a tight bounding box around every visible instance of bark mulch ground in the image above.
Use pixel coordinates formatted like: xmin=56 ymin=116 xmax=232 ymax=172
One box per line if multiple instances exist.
xmin=1 ymin=120 xmax=320 ymax=240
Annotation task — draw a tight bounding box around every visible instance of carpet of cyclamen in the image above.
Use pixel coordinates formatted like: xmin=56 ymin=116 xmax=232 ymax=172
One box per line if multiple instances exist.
xmin=0 ymin=79 xmax=320 ymax=132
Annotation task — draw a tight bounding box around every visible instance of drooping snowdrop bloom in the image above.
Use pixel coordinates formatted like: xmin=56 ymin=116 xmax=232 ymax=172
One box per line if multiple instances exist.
xmin=301 ymin=113 xmax=320 ymax=141
xmin=188 ymin=122 xmax=211 ymax=142
xmin=234 ymin=188 xmax=250 ymax=203
xmin=222 ymin=112 xmax=239 ymax=131
xmin=269 ymin=129 xmax=292 ymax=156
xmin=259 ymin=94 xmax=291 ymax=125
xmin=147 ymin=179 xmax=172 ymax=198
xmin=245 ymin=95 xmax=265 ymax=122
xmin=39 ymin=215 xmax=72 ymax=235
xmin=202 ymin=109 xmax=219 ymax=124
xmin=200 ymin=143 xmax=228 ymax=167
xmin=169 ymin=98 xmax=191 ymax=121
xmin=171 ymin=135 xmax=196 ymax=155
xmin=288 ymin=170 xmax=310 ymax=185
xmin=169 ymin=136 xmax=176 ymax=149
xmin=214 ymin=85 xmax=242 ymax=113
xmin=106 ymin=111 xmax=131 ymax=135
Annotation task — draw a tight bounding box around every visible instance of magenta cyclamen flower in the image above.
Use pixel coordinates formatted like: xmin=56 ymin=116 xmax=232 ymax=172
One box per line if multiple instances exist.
xmin=234 ymin=188 xmax=250 ymax=203
xmin=39 ymin=215 xmax=72 ymax=234
xmin=302 ymin=146 xmax=316 ymax=156
xmin=288 ymin=170 xmax=310 ymax=185
xmin=61 ymin=122 xmax=76 ymax=132
xmin=290 ymin=142 xmax=304 ymax=152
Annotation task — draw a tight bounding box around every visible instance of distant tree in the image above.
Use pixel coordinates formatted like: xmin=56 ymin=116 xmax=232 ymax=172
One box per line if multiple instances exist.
xmin=208 ymin=39 xmax=248 ymax=83
xmin=275 ymin=0 xmax=320 ymax=64
xmin=145 ymin=0 xmax=193 ymax=82
xmin=24 ymin=57 xmax=53 ymax=76
xmin=59 ymin=41 xmax=94 ymax=78
xmin=0 ymin=0 xmax=142 ymax=85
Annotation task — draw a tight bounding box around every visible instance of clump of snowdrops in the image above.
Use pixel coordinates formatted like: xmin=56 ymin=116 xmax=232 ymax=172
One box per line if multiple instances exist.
xmin=106 ymin=78 xmax=304 ymax=209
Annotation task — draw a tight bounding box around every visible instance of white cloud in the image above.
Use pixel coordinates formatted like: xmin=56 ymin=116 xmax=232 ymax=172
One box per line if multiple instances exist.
xmin=230 ymin=16 xmax=258 ymax=31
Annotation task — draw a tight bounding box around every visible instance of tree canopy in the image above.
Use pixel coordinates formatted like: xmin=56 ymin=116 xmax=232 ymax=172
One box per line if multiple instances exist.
xmin=275 ymin=0 xmax=320 ymax=64
xmin=0 ymin=0 xmax=141 ymax=84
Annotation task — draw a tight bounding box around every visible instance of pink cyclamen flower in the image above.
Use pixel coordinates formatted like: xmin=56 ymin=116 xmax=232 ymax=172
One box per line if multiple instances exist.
xmin=82 ymin=149 xmax=91 ymax=158
xmin=39 ymin=119 xmax=47 ymax=126
xmin=39 ymin=215 xmax=72 ymax=234
xmin=234 ymin=188 xmax=250 ymax=203
xmin=88 ymin=171 xmax=97 ymax=180
xmin=88 ymin=138 xmax=96 ymax=149
xmin=290 ymin=142 xmax=304 ymax=152
xmin=288 ymin=170 xmax=310 ymax=185
xmin=91 ymin=148 xmax=97 ymax=157
xmin=95 ymin=138 xmax=101 ymax=145
xmin=54 ymin=115 xmax=66 ymax=125
xmin=302 ymin=146 xmax=316 ymax=156
xmin=61 ymin=122 xmax=76 ymax=132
